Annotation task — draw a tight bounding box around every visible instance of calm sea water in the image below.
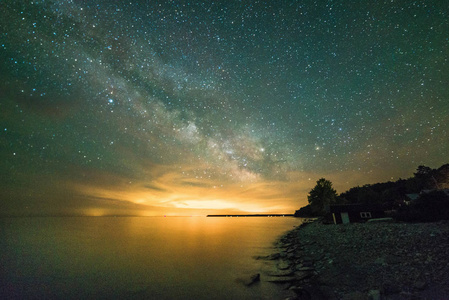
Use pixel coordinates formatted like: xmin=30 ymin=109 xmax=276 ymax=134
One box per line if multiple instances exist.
xmin=0 ymin=216 xmax=302 ymax=299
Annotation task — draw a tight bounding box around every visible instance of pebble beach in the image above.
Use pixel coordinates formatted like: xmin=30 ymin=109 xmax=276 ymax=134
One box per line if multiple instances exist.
xmin=261 ymin=219 xmax=449 ymax=300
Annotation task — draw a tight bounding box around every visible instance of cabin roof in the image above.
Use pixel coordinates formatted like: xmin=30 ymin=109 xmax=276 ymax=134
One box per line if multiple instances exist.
xmin=406 ymin=193 xmax=419 ymax=201
xmin=330 ymin=204 xmax=384 ymax=213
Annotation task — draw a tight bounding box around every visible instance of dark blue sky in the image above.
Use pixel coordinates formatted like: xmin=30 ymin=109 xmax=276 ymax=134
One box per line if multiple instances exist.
xmin=1 ymin=0 xmax=448 ymax=216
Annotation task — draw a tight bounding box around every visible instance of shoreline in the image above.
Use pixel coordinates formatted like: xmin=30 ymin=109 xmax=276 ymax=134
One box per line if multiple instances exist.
xmin=207 ymin=214 xmax=294 ymax=217
xmin=262 ymin=219 xmax=449 ymax=299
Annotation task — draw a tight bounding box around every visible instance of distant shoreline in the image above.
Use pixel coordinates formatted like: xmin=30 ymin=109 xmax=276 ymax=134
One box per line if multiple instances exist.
xmin=1 ymin=214 xmax=296 ymax=218
xmin=206 ymin=214 xmax=294 ymax=217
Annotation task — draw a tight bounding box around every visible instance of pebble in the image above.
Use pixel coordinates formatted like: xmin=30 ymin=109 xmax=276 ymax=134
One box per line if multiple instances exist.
xmin=264 ymin=219 xmax=449 ymax=299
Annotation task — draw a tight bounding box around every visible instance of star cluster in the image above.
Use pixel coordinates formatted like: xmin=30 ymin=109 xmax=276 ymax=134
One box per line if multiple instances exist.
xmin=1 ymin=1 xmax=448 ymax=216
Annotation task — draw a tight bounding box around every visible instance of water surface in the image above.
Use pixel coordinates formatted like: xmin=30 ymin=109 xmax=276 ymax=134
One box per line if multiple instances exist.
xmin=1 ymin=216 xmax=302 ymax=299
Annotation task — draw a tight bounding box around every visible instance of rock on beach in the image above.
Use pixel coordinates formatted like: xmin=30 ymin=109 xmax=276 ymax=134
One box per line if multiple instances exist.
xmin=268 ymin=219 xmax=449 ymax=299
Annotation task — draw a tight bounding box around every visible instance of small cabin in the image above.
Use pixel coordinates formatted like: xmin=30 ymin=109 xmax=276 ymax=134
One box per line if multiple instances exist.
xmin=330 ymin=204 xmax=385 ymax=224
xmin=405 ymin=193 xmax=419 ymax=206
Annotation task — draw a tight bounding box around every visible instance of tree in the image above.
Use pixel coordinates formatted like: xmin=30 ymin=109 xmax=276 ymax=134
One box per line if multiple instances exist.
xmin=413 ymin=165 xmax=436 ymax=190
xmin=396 ymin=190 xmax=449 ymax=222
xmin=414 ymin=165 xmax=433 ymax=178
xmin=357 ymin=187 xmax=382 ymax=204
xmin=308 ymin=178 xmax=338 ymax=215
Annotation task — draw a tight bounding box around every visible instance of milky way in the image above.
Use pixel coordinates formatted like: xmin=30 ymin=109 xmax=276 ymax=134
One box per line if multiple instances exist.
xmin=1 ymin=1 xmax=448 ymax=216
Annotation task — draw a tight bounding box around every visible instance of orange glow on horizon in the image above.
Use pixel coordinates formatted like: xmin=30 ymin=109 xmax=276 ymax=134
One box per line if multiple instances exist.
xmin=68 ymin=165 xmax=393 ymax=216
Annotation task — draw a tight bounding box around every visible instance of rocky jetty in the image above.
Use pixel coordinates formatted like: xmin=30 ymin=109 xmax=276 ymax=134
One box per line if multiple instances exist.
xmin=260 ymin=219 xmax=449 ymax=299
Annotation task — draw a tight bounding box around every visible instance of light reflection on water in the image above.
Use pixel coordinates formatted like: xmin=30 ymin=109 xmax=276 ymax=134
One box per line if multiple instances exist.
xmin=1 ymin=216 xmax=302 ymax=299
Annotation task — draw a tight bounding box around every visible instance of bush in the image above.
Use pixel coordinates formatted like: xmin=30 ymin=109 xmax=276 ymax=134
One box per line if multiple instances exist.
xmin=294 ymin=205 xmax=317 ymax=217
xmin=394 ymin=191 xmax=449 ymax=222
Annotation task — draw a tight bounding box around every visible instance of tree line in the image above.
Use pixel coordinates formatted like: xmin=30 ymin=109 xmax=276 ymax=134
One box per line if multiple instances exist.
xmin=295 ymin=163 xmax=449 ymax=221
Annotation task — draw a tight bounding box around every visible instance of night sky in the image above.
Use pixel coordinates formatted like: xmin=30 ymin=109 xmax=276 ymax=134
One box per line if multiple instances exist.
xmin=1 ymin=1 xmax=448 ymax=216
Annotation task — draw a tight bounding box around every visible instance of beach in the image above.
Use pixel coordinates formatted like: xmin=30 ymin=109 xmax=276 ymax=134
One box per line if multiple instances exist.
xmin=264 ymin=219 xmax=449 ymax=300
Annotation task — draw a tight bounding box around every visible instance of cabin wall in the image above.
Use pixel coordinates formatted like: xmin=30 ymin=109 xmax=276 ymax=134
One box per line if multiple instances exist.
xmin=332 ymin=210 xmax=386 ymax=224
xmin=348 ymin=212 xmax=362 ymax=223
xmin=332 ymin=212 xmax=343 ymax=224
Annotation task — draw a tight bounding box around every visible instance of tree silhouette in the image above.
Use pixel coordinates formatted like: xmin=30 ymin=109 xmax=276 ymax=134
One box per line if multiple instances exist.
xmin=308 ymin=178 xmax=338 ymax=215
